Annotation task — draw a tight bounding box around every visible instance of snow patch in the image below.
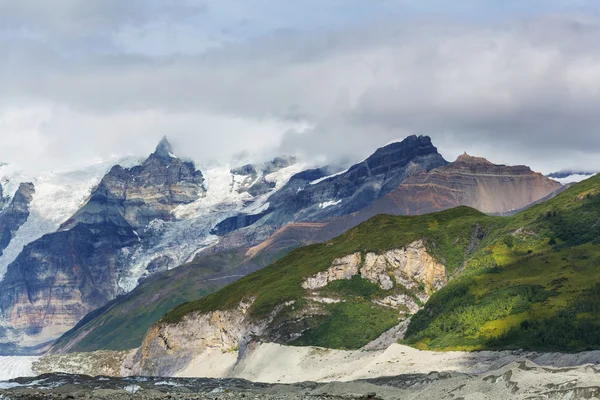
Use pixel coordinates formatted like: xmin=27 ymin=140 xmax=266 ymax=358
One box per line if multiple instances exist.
xmin=124 ymin=384 xmax=141 ymax=393
xmin=319 ymin=200 xmax=342 ymax=209
xmin=310 ymin=169 xmax=348 ymax=185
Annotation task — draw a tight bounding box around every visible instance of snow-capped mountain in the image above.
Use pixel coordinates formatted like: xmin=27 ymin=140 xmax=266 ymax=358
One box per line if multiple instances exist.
xmin=0 ymin=137 xmax=306 ymax=354
xmin=0 ymin=135 xmax=565 ymax=355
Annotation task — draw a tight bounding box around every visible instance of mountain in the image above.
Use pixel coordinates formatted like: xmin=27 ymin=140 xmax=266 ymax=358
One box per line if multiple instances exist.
xmin=360 ymin=152 xmax=563 ymax=216
xmin=211 ymin=135 xmax=448 ymax=242
xmin=129 ymin=173 xmax=600 ymax=376
xmin=49 ymin=136 xmax=449 ymax=353
xmin=50 ymin=140 xmax=562 ymax=354
xmin=0 ymin=139 xmax=209 ymax=352
xmin=0 ymin=134 xmax=563 ymax=355
xmin=0 ymin=139 xmax=310 ymax=354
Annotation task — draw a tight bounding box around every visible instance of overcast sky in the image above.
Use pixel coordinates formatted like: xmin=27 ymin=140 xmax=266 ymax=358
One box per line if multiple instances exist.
xmin=2 ymin=1 xmax=600 ymax=174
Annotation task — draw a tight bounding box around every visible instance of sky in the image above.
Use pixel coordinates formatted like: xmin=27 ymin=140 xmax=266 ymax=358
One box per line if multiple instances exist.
xmin=2 ymin=1 xmax=600 ymax=174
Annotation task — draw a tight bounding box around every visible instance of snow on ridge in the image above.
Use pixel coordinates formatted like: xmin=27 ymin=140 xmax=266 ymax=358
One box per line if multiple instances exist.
xmin=0 ymin=155 xmax=311 ymax=294
xmin=310 ymin=169 xmax=348 ymax=186
xmin=120 ymin=161 xmax=308 ymax=291
xmin=319 ymin=199 xmax=342 ymax=209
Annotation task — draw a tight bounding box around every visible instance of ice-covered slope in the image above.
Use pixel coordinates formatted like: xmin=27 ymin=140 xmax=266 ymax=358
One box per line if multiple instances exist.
xmin=0 ymin=159 xmax=141 ymax=280
xmin=119 ymin=161 xmax=308 ymax=291
xmin=0 ymin=356 xmax=38 ymax=381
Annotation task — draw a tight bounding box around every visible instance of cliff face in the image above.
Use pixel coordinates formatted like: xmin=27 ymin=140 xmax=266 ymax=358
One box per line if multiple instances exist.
xmin=131 ymin=240 xmax=447 ymax=376
xmin=351 ymin=153 xmax=562 ymax=220
xmin=0 ymin=183 xmax=35 ymax=256
xmin=0 ymin=138 xmax=206 ymax=350
xmin=131 ymin=301 xmax=258 ymax=376
xmin=61 ymin=137 xmax=205 ymax=231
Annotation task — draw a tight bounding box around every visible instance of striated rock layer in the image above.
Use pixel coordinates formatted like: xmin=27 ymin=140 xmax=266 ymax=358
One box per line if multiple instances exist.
xmin=372 ymin=153 xmax=562 ymax=216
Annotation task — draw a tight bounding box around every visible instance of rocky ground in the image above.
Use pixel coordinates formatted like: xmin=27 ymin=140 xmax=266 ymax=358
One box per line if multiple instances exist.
xmin=3 ymin=360 xmax=600 ymax=400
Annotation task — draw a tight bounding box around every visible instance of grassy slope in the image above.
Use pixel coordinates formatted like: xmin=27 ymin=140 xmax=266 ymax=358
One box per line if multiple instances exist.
xmin=162 ymin=175 xmax=600 ymax=352
xmin=52 ymin=248 xmax=287 ymax=352
xmin=161 ymin=207 xmax=498 ymax=349
xmin=404 ymin=174 xmax=600 ymax=351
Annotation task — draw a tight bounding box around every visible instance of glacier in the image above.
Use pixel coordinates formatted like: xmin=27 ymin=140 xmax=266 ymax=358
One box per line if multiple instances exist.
xmin=0 ymin=356 xmax=38 ymax=381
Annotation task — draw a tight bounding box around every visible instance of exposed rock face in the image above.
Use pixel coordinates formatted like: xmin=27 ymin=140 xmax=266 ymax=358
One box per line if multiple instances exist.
xmin=301 ymin=253 xmax=361 ymax=290
xmin=302 ymin=241 xmax=446 ymax=295
xmin=0 ymin=138 xmax=206 ymax=351
xmin=62 ymin=137 xmax=205 ymax=231
xmin=366 ymin=153 xmax=562 ymax=216
xmin=131 ymin=300 xmax=262 ymax=376
xmin=0 ymin=183 xmax=35 ymax=256
xmin=374 ymin=295 xmax=421 ymax=314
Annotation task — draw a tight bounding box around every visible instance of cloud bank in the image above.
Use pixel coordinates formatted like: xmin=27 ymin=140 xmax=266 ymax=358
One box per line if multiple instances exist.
xmin=2 ymin=1 xmax=600 ymax=174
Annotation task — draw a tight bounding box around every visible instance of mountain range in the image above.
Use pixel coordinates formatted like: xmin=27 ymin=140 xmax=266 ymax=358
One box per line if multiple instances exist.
xmin=0 ymin=135 xmax=561 ymax=355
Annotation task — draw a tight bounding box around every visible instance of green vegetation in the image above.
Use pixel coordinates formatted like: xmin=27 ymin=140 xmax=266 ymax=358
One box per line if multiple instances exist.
xmin=404 ymin=175 xmax=600 ymax=351
xmin=157 ymin=174 xmax=600 ymax=353
xmin=292 ymin=300 xmax=399 ymax=349
xmin=53 ymin=248 xmax=286 ymax=352
xmin=161 ymin=206 xmax=498 ymax=349
xmin=162 ymin=206 xmax=495 ymax=324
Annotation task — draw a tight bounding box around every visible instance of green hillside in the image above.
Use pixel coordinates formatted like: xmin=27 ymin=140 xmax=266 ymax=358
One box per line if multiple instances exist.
xmin=161 ymin=174 xmax=600 ymax=352
xmin=404 ymin=174 xmax=600 ymax=351
xmin=52 ymin=248 xmax=285 ymax=352
xmin=162 ymin=206 xmax=499 ymax=349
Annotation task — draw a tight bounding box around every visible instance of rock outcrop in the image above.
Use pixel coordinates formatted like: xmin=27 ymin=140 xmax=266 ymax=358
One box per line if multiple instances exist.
xmin=302 ymin=240 xmax=446 ymax=295
xmin=0 ymin=183 xmax=35 ymax=256
xmin=131 ymin=300 xmax=263 ymax=376
xmin=302 ymin=253 xmax=361 ymax=290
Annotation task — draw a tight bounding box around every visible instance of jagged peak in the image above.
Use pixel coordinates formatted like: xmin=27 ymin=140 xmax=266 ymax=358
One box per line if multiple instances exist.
xmin=154 ymin=136 xmax=175 ymax=159
xmin=455 ymin=152 xmax=493 ymax=165
xmin=383 ymin=135 xmax=432 ymax=148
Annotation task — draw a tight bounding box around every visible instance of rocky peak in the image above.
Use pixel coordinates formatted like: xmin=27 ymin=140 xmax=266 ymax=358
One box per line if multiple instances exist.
xmin=364 ymin=135 xmax=441 ymax=171
xmin=455 ymin=152 xmax=494 ymax=165
xmin=154 ymin=136 xmax=174 ymax=159
xmin=62 ymin=139 xmax=205 ymax=231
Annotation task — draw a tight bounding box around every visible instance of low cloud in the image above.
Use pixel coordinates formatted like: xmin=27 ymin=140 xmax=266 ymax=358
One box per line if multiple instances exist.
xmin=2 ymin=5 xmax=600 ymax=174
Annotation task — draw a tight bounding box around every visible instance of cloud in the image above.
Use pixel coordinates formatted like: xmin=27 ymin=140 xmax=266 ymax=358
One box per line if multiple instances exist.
xmin=2 ymin=3 xmax=600 ymax=174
